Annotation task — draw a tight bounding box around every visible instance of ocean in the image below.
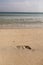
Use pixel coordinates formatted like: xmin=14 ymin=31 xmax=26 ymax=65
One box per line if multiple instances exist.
xmin=0 ymin=12 xmax=43 ymax=28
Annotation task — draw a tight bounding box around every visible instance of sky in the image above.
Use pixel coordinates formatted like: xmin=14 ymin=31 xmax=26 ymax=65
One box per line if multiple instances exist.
xmin=0 ymin=0 xmax=43 ymax=12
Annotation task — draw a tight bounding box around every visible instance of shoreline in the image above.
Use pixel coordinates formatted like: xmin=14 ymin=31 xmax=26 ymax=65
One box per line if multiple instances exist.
xmin=0 ymin=24 xmax=43 ymax=29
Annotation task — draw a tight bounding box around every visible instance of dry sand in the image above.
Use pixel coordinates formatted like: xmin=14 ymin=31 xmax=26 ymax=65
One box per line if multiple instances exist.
xmin=0 ymin=28 xmax=43 ymax=65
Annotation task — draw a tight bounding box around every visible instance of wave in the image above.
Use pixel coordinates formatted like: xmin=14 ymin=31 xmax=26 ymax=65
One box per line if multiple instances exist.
xmin=0 ymin=16 xmax=43 ymax=28
xmin=0 ymin=17 xmax=43 ymax=24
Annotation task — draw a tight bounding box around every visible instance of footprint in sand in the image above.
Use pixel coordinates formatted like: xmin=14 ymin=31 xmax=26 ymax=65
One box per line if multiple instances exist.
xmin=16 ymin=45 xmax=32 ymax=50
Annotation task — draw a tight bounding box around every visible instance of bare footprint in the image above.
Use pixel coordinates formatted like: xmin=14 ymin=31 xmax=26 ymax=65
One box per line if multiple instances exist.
xmin=16 ymin=45 xmax=33 ymax=50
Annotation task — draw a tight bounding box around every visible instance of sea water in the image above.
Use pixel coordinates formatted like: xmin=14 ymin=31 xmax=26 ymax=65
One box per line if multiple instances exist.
xmin=0 ymin=12 xmax=43 ymax=28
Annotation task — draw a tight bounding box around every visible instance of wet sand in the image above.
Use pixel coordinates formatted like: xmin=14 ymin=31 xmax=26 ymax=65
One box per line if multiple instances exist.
xmin=0 ymin=28 xmax=43 ymax=65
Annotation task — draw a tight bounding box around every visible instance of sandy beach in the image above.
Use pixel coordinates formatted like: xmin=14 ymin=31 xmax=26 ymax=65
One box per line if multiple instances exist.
xmin=0 ymin=28 xmax=43 ymax=65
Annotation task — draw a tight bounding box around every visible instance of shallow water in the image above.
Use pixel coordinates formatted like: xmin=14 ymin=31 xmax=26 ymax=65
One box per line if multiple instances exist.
xmin=0 ymin=12 xmax=43 ymax=28
xmin=0 ymin=16 xmax=43 ymax=28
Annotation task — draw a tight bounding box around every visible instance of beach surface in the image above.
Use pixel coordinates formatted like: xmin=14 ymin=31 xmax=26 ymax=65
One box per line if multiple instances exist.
xmin=0 ymin=28 xmax=43 ymax=65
